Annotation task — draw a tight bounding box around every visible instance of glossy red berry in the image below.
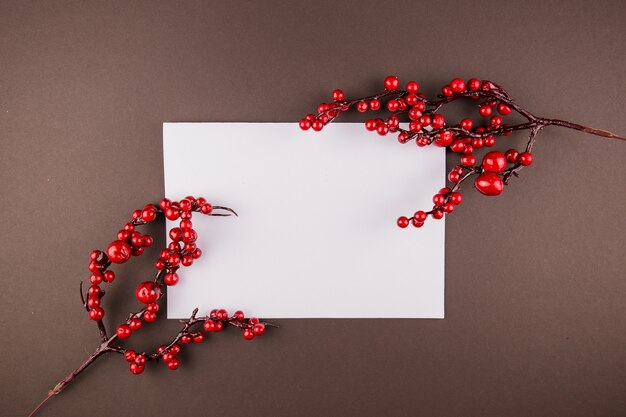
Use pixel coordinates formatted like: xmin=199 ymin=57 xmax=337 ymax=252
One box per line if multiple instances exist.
xmin=299 ymin=119 xmax=311 ymax=130
xmin=376 ymin=123 xmax=389 ymax=136
xmin=467 ymin=78 xmax=481 ymax=91
xmin=386 ymin=100 xmax=399 ymax=112
xmin=518 ymin=152 xmax=533 ymax=166
xmin=243 ymin=329 xmax=255 ymax=340
xmin=461 ymin=155 xmax=476 ymax=166
xmin=449 ymin=192 xmax=463 ymax=205
xmin=124 ymin=350 xmax=137 ymax=362
xmin=167 ymin=358 xmax=180 ymax=370
xmin=164 ymin=272 xmax=179 ymax=286
xmin=331 ymin=89 xmax=344 ymax=101
xmin=143 ymin=311 xmax=157 ymax=322
xmin=460 ymin=118 xmax=473 ymax=130
xmin=479 ymin=106 xmax=492 ymax=117
xmin=357 ymin=101 xmax=368 ymax=112
xmin=129 ymin=318 xmax=142 ymax=331
xmin=116 ymin=324 xmax=132 ymax=339
xmin=384 ymin=75 xmax=399 ymax=91
xmin=449 ymin=78 xmax=466 ymax=93
xmin=481 ymin=151 xmax=507 ymax=173
xmin=107 ymin=240 xmax=131 ymax=264
xmin=397 ymin=216 xmax=409 ymax=228
xmin=136 ymin=282 xmax=160 ymax=304
xmin=505 ymin=149 xmax=519 ymax=163
xmin=129 ymin=363 xmax=144 ymax=375
xmin=431 ymin=114 xmax=445 ymax=129
xmin=497 ymin=103 xmax=512 ymax=115
xmin=414 ymin=211 xmax=427 ymax=222
xmin=406 ymin=81 xmax=419 ymax=93
xmin=89 ymin=307 xmax=104 ymax=321
xmin=369 ymin=99 xmax=381 ymax=111
xmin=252 ymin=323 xmax=265 ymax=336
xmin=474 ymin=173 xmax=504 ymax=196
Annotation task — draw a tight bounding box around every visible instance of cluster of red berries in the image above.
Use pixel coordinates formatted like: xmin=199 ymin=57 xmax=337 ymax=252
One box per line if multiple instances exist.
xmin=300 ymin=75 xmax=537 ymax=228
xmin=83 ymin=196 xmax=269 ymax=375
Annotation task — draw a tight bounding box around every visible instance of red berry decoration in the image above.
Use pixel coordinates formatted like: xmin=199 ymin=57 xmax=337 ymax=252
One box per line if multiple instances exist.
xmin=518 ymin=152 xmax=534 ymax=166
xmin=135 ymin=281 xmax=161 ymax=304
xmin=106 ymin=240 xmax=131 ymax=264
xmin=301 ymin=76 xmax=625 ymax=228
xmin=384 ymin=75 xmax=400 ymax=91
xmin=31 ymin=198 xmax=273 ymax=416
xmin=474 ymin=173 xmax=504 ymax=196
xmin=481 ymin=151 xmax=507 ymax=173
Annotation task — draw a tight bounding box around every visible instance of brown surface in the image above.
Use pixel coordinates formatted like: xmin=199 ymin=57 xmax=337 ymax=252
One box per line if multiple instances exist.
xmin=1 ymin=1 xmax=625 ymax=416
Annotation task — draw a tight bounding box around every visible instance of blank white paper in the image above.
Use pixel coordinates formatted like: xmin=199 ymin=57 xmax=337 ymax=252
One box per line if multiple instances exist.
xmin=164 ymin=123 xmax=445 ymax=318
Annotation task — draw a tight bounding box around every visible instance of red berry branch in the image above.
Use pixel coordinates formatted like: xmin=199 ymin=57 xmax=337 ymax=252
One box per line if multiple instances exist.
xmin=301 ymin=76 xmax=625 ymax=228
xmin=30 ymin=196 xmax=272 ymax=417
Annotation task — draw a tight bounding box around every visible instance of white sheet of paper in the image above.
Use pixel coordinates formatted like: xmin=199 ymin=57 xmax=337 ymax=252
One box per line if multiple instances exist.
xmin=164 ymin=123 xmax=445 ymax=318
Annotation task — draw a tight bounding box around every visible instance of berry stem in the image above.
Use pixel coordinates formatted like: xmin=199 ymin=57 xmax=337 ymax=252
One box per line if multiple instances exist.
xmin=29 ymin=345 xmax=112 ymax=417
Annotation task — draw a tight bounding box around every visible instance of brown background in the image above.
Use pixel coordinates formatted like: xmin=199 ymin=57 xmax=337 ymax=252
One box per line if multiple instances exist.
xmin=1 ymin=1 xmax=625 ymax=416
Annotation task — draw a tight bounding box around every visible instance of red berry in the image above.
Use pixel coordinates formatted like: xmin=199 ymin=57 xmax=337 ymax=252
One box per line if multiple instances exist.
xmin=414 ymin=211 xmax=427 ymax=222
xmin=193 ymin=333 xmax=204 ymax=343
xmin=384 ymin=75 xmax=399 ymax=91
xmin=107 ymin=240 xmax=131 ymax=264
xmin=181 ymin=334 xmax=192 ymax=344
xmin=167 ymin=358 xmax=180 ymax=370
xmin=164 ymin=272 xmax=179 ymax=286
xmin=431 ymin=114 xmax=445 ymax=129
xmin=449 ymin=192 xmax=463 ymax=205
xmin=505 ymin=149 xmax=519 ymax=163
xmin=165 ymin=207 xmax=180 ymax=220
xmin=449 ymin=78 xmax=466 ymax=93
xmin=461 ymin=155 xmax=476 ymax=166
xmin=124 ymin=350 xmax=137 ymax=362
xmin=433 ymin=194 xmax=445 ymax=206
xmin=482 ymin=151 xmax=507 ymax=173
xmin=474 ymin=173 xmax=504 ymax=196
xmin=386 ymin=100 xmax=399 ymax=112
xmin=442 ymin=203 xmax=454 ymax=213
xmin=129 ymin=318 xmax=142 ymax=331
xmin=203 ymin=320 xmax=215 ymax=332
xmin=331 ymin=89 xmax=344 ymax=101
xmin=434 ymin=131 xmax=453 ymax=147
xmin=136 ymin=282 xmax=161 ymax=304
xmin=200 ymin=203 xmax=213 ymax=214
xmin=129 ymin=363 xmax=144 ymax=375
xmin=357 ymin=101 xmax=368 ymax=112
xmin=369 ymin=99 xmax=381 ymax=111
xmin=432 ymin=210 xmax=444 ymax=220
xmin=483 ymin=136 xmax=496 ymax=147
xmin=216 ymin=309 xmax=229 ymax=321
xmin=116 ymin=324 xmax=132 ymax=339
xmin=142 ymin=311 xmax=157 ymax=322
xmin=252 ymin=323 xmax=265 ymax=336
xmin=448 ymin=171 xmax=460 ymax=182
xmin=87 ymin=297 xmax=101 ymax=309
xmin=146 ymin=303 xmax=159 ymax=313
xmin=441 ymin=86 xmax=453 ymax=97
xmin=490 ymin=115 xmax=502 ymax=126
xmin=518 ymin=152 xmax=533 ymax=166
xmin=88 ymin=285 xmax=102 ymax=297
xmin=460 ymin=118 xmax=473 ymax=130
xmin=376 ymin=123 xmax=389 ymax=136
xmin=397 ymin=216 xmax=409 ymax=228
xmin=141 ymin=208 xmax=157 ymax=222
xmin=243 ymin=329 xmax=255 ymax=340
xmin=311 ymin=120 xmax=324 ymax=131
xmin=467 ymin=78 xmax=481 ymax=91
xmin=406 ymin=81 xmax=419 ymax=93
xmin=479 ymin=106 xmax=492 ymax=117
xmin=497 ymin=103 xmax=511 ymax=115
xmin=409 ymin=121 xmax=422 ymax=133
xmin=299 ymin=119 xmax=311 ymax=130
xmin=89 ymin=307 xmax=104 ymax=321
xmin=234 ymin=310 xmax=245 ymax=321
